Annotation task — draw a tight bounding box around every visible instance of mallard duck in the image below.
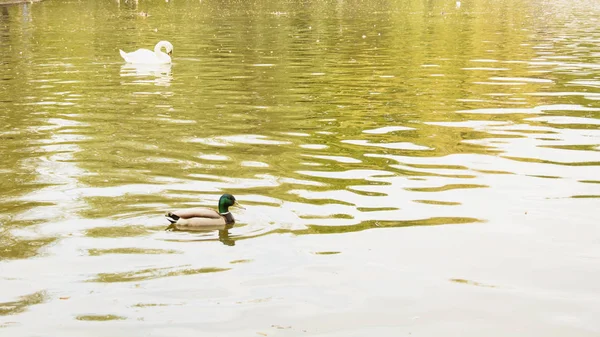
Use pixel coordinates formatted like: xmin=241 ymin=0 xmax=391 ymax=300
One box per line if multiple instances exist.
xmin=119 ymin=40 xmax=173 ymax=64
xmin=166 ymin=194 xmax=244 ymax=230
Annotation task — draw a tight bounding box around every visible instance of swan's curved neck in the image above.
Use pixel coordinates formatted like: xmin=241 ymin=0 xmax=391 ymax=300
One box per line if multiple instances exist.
xmin=155 ymin=42 xmax=168 ymax=54
xmin=153 ymin=41 xmax=172 ymax=63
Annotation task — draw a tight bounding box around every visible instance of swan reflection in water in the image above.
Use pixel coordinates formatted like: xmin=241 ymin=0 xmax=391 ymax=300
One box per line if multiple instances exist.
xmin=119 ymin=63 xmax=172 ymax=87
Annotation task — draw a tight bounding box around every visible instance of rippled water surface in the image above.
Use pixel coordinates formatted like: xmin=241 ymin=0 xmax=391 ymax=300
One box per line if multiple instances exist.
xmin=1 ymin=0 xmax=600 ymax=335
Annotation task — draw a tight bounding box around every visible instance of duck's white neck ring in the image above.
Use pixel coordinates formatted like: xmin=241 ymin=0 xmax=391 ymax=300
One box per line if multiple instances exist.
xmin=219 ymin=212 xmax=231 ymax=216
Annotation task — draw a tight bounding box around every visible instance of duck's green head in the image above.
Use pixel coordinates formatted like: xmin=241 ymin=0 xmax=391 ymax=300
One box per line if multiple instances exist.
xmin=218 ymin=193 xmax=244 ymax=214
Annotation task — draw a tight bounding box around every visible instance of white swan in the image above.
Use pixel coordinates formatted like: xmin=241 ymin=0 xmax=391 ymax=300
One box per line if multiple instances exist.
xmin=119 ymin=41 xmax=173 ymax=64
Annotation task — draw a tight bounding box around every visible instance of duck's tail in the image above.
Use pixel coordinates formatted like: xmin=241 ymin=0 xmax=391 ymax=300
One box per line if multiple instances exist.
xmin=165 ymin=212 xmax=180 ymax=231
xmin=165 ymin=212 xmax=180 ymax=224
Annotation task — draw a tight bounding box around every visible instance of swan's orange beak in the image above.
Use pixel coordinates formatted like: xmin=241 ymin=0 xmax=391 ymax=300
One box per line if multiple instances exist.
xmin=168 ymin=51 xmax=172 ymax=56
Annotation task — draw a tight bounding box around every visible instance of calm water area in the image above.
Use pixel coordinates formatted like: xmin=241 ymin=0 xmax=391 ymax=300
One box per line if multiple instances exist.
xmin=1 ymin=0 xmax=599 ymax=335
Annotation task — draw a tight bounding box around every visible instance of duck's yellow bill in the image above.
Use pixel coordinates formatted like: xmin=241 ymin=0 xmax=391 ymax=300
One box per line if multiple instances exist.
xmin=233 ymin=201 xmax=245 ymax=210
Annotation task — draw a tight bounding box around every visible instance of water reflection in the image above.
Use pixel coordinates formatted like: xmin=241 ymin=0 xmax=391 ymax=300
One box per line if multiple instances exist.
xmin=0 ymin=0 xmax=599 ymax=334
xmin=87 ymin=265 xmax=230 ymax=283
xmin=1 ymin=6 xmax=8 ymax=23
xmin=119 ymin=63 xmax=172 ymax=86
xmin=166 ymin=224 xmax=236 ymax=246
xmin=0 ymin=291 xmax=47 ymax=316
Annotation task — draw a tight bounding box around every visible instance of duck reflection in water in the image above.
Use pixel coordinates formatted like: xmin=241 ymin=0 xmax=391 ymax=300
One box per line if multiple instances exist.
xmin=165 ymin=225 xmax=236 ymax=246
xmin=218 ymin=227 xmax=235 ymax=246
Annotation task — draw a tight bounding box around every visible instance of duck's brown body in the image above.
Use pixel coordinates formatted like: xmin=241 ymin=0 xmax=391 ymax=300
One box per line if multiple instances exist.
xmin=167 ymin=208 xmax=234 ymax=229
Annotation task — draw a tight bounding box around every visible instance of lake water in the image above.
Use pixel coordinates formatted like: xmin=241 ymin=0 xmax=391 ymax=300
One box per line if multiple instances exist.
xmin=1 ymin=0 xmax=599 ymax=335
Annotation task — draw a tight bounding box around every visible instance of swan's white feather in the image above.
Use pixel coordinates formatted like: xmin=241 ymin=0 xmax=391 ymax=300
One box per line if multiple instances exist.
xmin=119 ymin=41 xmax=173 ymax=64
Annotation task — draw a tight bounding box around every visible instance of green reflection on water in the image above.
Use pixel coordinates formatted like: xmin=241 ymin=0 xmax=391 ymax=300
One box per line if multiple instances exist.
xmin=0 ymin=291 xmax=47 ymax=316
xmin=413 ymin=200 xmax=461 ymax=206
xmin=0 ymin=230 xmax=56 ymax=260
xmin=356 ymin=207 xmax=399 ymax=212
xmin=84 ymin=225 xmax=163 ymax=238
xmin=314 ymin=251 xmax=341 ymax=255
xmin=503 ymin=157 xmax=600 ymax=166
xmin=450 ymin=278 xmax=497 ymax=288
xmin=293 ymin=217 xmax=482 ymax=235
xmin=87 ymin=266 xmax=231 ymax=283
xmin=405 ymin=184 xmax=488 ymax=192
xmin=75 ymin=314 xmax=127 ymax=321
xmin=230 ymin=259 xmax=253 ymax=264
xmin=540 ymin=144 xmax=600 ymax=152
xmin=87 ymin=248 xmax=181 ymax=256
